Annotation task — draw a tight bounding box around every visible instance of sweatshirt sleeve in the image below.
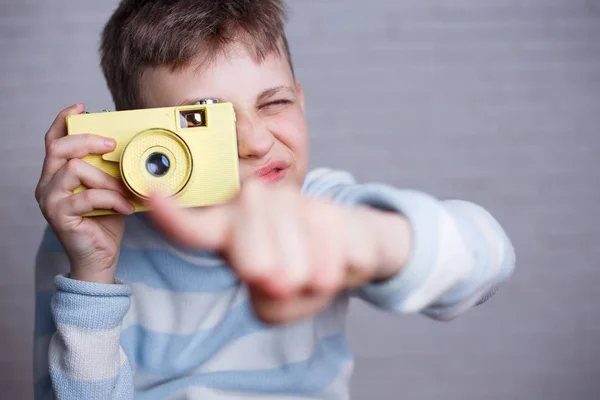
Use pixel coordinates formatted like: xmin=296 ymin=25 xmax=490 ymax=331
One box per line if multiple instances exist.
xmin=302 ymin=168 xmax=516 ymax=321
xmin=33 ymin=226 xmax=135 ymax=399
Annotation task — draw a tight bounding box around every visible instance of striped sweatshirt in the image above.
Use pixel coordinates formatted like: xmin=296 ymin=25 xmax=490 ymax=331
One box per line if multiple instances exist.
xmin=33 ymin=168 xmax=515 ymax=399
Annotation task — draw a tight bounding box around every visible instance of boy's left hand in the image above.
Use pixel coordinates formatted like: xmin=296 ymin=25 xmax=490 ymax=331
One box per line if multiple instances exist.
xmin=147 ymin=179 xmax=410 ymax=324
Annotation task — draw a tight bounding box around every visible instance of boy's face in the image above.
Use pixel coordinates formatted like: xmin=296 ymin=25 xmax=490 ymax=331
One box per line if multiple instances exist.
xmin=139 ymin=42 xmax=309 ymax=189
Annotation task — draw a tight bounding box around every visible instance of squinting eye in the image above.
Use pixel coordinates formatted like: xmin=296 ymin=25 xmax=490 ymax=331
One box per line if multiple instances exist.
xmin=260 ymin=99 xmax=292 ymax=109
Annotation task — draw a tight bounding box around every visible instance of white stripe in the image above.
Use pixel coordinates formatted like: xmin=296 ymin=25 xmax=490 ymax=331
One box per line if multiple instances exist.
xmin=165 ymin=387 xmax=320 ymax=400
xmin=164 ymin=361 xmax=354 ymax=400
xmin=49 ymin=323 xmax=127 ymax=382
xmin=193 ymin=296 xmax=349 ymax=374
xmin=122 ymin=282 xmax=247 ymax=334
xmin=403 ymin=209 xmax=475 ymax=313
xmin=446 ymin=200 xmax=505 ymax=278
xmin=430 ymin=201 xmax=510 ymax=320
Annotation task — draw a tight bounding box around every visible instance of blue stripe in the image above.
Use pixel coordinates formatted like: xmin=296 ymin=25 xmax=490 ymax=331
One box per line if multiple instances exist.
xmin=115 ymin=247 xmax=238 ymax=293
xmin=120 ymin=301 xmax=266 ymax=375
xmin=49 ymin=364 xmax=134 ymax=400
xmin=136 ymin=333 xmax=351 ymax=400
xmin=51 ymin=287 xmax=131 ymax=330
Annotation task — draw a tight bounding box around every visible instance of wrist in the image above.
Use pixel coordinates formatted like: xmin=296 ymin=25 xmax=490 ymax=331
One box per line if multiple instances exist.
xmin=360 ymin=207 xmax=412 ymax=282
xmin=70 ymin=258 xmax=118 ymax=284
xmin=70 ymin=270 xmax=116 ymax=284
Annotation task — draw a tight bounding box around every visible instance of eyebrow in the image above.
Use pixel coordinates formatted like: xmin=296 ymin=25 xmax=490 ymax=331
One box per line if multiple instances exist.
xmin=256 ymin=85 xmax=294 ymax=103
xmin=177 ymin=85 xmax=294 ymax=107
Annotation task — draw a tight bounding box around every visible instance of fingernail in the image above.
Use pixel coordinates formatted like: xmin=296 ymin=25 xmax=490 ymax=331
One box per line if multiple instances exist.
xmin=105 ymin=138 xmax=116 ymax=148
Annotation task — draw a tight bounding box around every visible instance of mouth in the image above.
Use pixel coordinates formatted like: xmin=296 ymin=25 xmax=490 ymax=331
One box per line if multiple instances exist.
xmin=254 ymin=160 xmax=289 ymax=183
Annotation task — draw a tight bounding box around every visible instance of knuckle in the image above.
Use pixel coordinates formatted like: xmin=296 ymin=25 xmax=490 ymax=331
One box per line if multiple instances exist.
xmin=41 ymin=197 xmax=60 ymax=223
xmin=44 ymin=134 xmax=52 ymax=150
xmin=58 ymin=107 xmax=71 ymax=117
xmin=67 ymin=193 xmax=80 ymax=209
xmin=239 ymin=257 xmax=281 ymax=286
xmin=81 ymin=189 xmax=94 ymax=205
xmin=48 ymin=204 xmax=64 ymax=225
xmin=313 ymin=274 xmax=341 ymax=294
xmin=315 ymin=275 xmax=339 ymax=293
xmin=242 ymin=262 xmax=273 ymax=282
xmin=83 ymin=134 xmax=96 ymax=147
xmin=99 ymin=174 xmax=112 ymax=190
xmin=46 ymin=138 xmax=60 ymax=157
xmin=58 ymin=105 xmax=77 ymax=120
xmin=39 ymin=192 xmax=53 ymax=211
xmin=37 ymin=196 xmax=49 ymax=215
xmin=34 ymin=186 xmax=42 ymax=203
xmin=66 ymin=158 xmax=81 ymax=174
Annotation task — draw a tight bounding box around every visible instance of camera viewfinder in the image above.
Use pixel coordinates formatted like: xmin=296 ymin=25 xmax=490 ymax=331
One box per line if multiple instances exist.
xmin=179 ymin=109 xmax=206 ymax=129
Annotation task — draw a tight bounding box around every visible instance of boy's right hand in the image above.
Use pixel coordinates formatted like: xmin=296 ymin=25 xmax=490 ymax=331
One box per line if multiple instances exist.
xmin=35 ymin=104 xmax=135 ymax=284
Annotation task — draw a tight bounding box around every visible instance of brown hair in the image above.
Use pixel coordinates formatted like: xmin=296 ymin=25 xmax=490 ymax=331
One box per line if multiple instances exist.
xmin=100 ymin=0 xmax=293 ymax=111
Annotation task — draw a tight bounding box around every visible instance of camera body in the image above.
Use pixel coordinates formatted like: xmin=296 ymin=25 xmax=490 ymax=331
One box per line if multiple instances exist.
xmin=66 ymin=100 xmax=240 ymax=216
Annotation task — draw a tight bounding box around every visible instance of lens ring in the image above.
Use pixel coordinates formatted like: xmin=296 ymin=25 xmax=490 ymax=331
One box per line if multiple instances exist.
xmin=120 ymin=128 xmax=193 ymax=199
xmin=146 ymin=152 xmax=170 ymax=177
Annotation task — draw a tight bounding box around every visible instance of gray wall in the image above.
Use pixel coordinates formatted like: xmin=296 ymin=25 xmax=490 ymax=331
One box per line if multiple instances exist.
xmin=2 ymin=0 xmax=599 ymax=399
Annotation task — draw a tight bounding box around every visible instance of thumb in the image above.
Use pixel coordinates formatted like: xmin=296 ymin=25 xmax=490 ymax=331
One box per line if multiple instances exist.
xmin=146 ymin=191 xmax=232 ymax=251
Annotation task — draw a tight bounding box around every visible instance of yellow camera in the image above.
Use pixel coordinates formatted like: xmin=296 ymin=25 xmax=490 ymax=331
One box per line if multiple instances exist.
xmin=66 ymin=99 xmax=240 ymax=216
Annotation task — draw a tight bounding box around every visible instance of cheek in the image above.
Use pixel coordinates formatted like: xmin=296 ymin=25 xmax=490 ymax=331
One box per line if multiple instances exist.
xmin=271 ymin=109 xmax=309 ymax=157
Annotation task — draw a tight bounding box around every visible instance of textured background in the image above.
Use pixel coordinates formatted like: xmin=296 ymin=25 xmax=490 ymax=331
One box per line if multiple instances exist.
xmin=1 ymin=0 xmax=599 ymax=399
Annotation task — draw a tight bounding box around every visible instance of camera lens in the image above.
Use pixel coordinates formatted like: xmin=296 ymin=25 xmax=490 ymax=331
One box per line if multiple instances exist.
xmin=146 ymin=152 xmax=170 ymax=177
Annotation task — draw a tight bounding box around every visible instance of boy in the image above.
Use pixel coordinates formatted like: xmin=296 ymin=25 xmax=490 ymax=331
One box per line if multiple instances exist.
xmin=33 ymin=0 xmax=515 ymax=399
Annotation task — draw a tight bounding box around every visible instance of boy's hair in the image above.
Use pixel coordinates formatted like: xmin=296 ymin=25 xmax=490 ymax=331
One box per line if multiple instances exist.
xmin=100 ymin=0 xmax=293 ymax=111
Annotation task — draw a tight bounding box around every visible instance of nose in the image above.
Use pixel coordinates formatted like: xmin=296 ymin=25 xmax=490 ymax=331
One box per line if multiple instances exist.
xmin=236 ymin=112 xmax=274 ymax=160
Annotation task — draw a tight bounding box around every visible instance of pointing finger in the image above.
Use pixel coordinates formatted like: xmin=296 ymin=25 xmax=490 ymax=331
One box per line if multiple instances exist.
xmin=147 ymin=191 xmax=232 ymax=251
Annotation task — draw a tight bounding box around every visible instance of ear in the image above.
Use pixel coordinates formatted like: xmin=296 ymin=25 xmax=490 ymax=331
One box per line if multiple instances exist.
xmin=295 ymin=79 xmax=305 ymax=111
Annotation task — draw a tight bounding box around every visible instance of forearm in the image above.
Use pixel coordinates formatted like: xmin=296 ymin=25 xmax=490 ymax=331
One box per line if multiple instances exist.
xmin=316 ymin=174 xmax=514 ymax=320
xmin=47 ymin=274 xmax=134 ymax=399
xmin=353 ymin=190 xmax=514 ymax=320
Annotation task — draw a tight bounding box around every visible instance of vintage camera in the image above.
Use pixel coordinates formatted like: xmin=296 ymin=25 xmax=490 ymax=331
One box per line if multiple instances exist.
xmin=66 ymin=99 xmax=240 ymax=216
